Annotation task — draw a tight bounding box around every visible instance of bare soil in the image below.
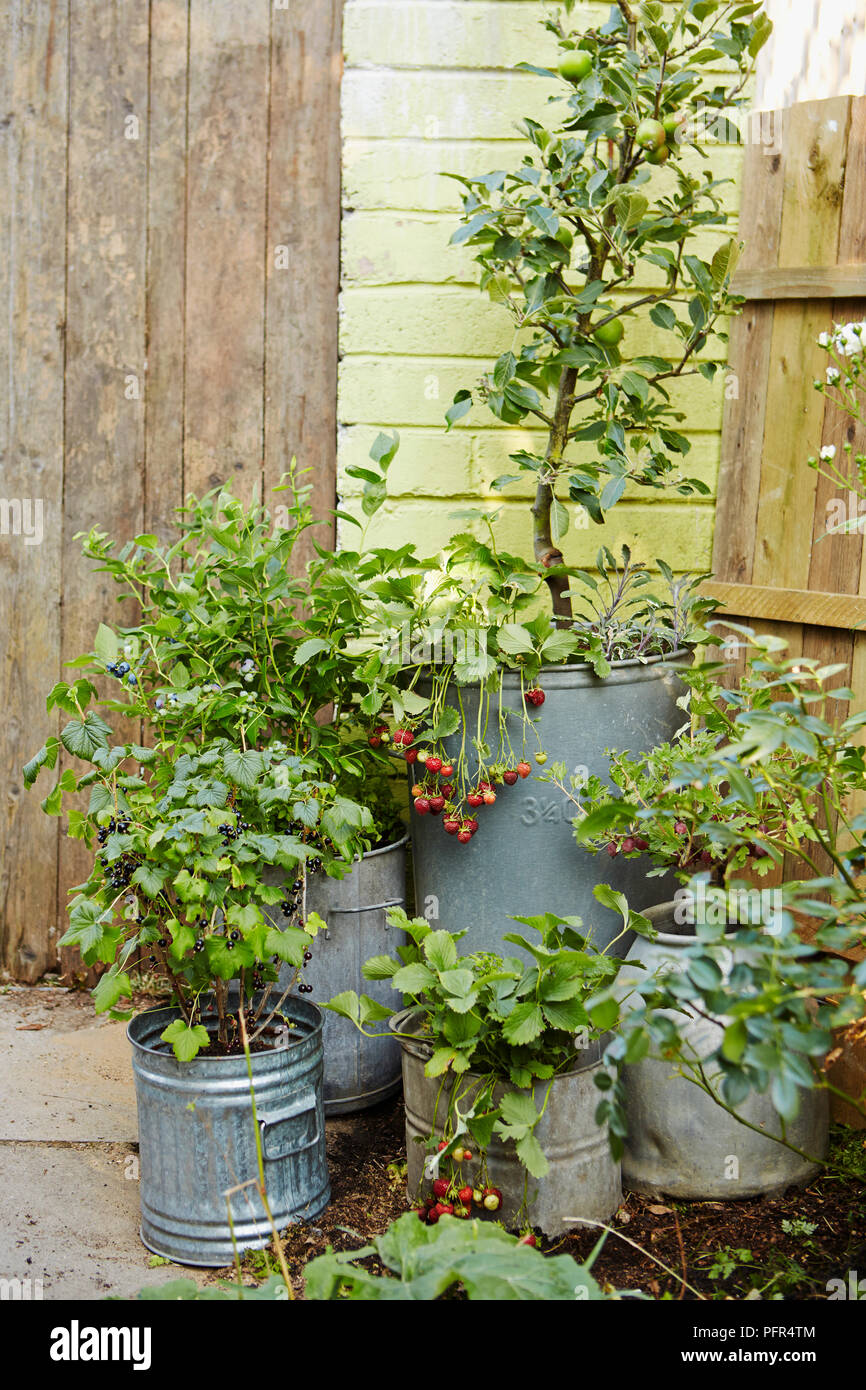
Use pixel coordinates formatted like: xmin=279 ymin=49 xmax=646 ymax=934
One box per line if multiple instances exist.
xmin=266 ymin=1096 xmax=866 ymax=1300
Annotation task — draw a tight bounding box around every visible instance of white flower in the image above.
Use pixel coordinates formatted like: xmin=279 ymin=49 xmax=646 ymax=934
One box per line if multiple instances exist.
xmin=818 ymin=331 xmax=831 ymax=347
xmin=820 ymin=445 xmax=837 ymax=461
xmin=832 ymin=320 xmax=866 ymax=357
xmin=826 ymin=366 xmax=841 ymax=384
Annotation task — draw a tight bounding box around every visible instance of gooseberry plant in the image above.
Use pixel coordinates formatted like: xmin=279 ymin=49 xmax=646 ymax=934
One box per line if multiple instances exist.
xmin=443 ymin=0 xmax=771 ymax=616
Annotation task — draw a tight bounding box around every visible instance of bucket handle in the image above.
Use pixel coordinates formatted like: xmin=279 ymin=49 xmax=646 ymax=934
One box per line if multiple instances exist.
xmin=319 ymin=896 xmax=403 ymax=940
xmin=259 ymin=1088 xmax=320 ymax=1162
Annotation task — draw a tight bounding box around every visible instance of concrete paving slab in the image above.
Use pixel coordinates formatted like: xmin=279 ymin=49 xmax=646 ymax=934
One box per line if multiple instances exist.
xmin=0 ymin=1141 xmax=216 ymax=1300
xmin=0 ymin=986 xmax=138 ymax=1142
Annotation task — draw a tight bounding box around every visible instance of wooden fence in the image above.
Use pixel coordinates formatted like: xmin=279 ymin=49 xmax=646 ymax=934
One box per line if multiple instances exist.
xmin=0 ymin=0 xmax=342 ymax=981
xmin=708 ymin=96 xmax=866 ymax=714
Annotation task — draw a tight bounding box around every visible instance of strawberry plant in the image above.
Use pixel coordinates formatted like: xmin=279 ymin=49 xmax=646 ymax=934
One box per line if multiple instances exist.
xmin=326 ymin=892 xmax=650 ymax=1192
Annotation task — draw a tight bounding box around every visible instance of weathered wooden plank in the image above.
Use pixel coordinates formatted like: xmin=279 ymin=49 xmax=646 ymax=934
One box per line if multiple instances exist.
xmin=144 ymin=0 xmax=189 ymax=542
xmin=733 ymin=265 xmax=866 ymax=300
xmin=711 ymin=121 xmax=785 ymax=588
xmin=750 ymin=99 xmax=850 ymax=597
xmin=61 ymin=0 xmax=149 ymax=972
xmin=0 ymin=0 xmax=68 ymax=981
xmin=264 ymin=0 xmax=343 ymax=562
xmin=183 ymin=0 xmax=269 ymax=504
xmin=701 ymin=582 xmax=866 ymax=629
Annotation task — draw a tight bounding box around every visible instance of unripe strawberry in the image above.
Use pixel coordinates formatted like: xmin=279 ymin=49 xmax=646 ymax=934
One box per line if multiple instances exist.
xmin=482 ymin=1187 xmax=502 ymax=1212
xmin=535 ymin=752 xmax=548 ymax=765
xmin=472 ymin=1188 xmax=484 ymax=1206
xmin=452 ymin=1147 xmax=465 ymax=1163
xmin=482 ymin=790 xmax=497 ymax=805
xmin=454 ymin=1204 xmax=471 ymax=1219
xmin=416 ymin=750 xmax=429 ymax=765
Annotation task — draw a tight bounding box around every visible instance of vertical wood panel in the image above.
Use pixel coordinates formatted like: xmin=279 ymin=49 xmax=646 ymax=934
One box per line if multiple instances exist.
xmin=183 ymin=0 xmax=269 ymax=504
xmin=0 ymin=1 xmax=341 ymax=979
xmin=0 ymin=0 xmax=68 ymax=980
xmin=264 ymin=0 xmax=342 ymax=556
xmin=60 ymin=0 xmax=149 ymax=964
xmin=145 ymin=0 xmax=189 ymax=542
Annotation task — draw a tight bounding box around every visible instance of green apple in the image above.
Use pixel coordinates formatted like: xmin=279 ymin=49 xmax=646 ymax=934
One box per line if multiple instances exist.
xmin=635 ymin=117 xmax=666 ymax=150
xmin=558 ymin=51 xmax=593 ymax=83
xmin=662 ymin=112 xmax=686 ymax=141
xmin=593 ymin=318 xmax=624 ymax=347
xmin=646 ymin=144 xmax=670 ymax=164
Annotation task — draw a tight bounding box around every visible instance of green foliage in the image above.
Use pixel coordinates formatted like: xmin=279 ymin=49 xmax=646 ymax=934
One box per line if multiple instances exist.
xmin=441 ymin=0 xmax=770 ymax=578
xmin=303 ymin=1211 xmax=622 ymax=1301
xmin=327 ymin=895 xmax=649 ymax=1179
xmin=25 ymin=478 xmax=382 ymax=1061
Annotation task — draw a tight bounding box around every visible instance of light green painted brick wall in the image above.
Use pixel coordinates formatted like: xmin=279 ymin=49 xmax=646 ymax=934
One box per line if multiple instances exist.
xmin=339 ymin=0 xmax=746 ymax=572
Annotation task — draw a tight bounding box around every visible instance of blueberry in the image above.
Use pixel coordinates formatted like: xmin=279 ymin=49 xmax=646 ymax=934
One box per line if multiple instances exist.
xmin=117 ymin=662 xmax=130 ymax=676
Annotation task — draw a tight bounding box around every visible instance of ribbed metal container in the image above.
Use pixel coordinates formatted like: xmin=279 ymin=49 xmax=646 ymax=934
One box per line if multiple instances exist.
xmin=394 ymin=1009 xmax=621 ymax=1236
xmin=128 ymin=996 xmax=329 ymax=1267
xmin=617 ymin=902 xmax=829 ymax=1198
xmin=410 ymin=656 xmax=687 ymax=959
xmin=272 ymin=836 xmax=408 ymax=1115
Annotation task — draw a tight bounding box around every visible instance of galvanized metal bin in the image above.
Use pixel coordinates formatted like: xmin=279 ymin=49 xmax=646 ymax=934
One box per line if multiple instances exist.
xmin=394 ymin=1009 xmax=621 ymax=1236
xmin=617 ymin=902 xmax=829 ymax=1198
xmin=128 ymin=996 xmax=329 ymax=1267
xmin=410 ymin=657 xmax=687 ymax=959
xmin=273 ymin=836 xmax=408 ymax=1115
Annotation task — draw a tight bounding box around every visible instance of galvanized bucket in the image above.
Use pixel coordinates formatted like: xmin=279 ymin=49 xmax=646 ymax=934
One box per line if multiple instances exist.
xmin=128 ymin=996 xmax=329 ymax=1266
xmin=617 ymin=902 xmax=829 ymax=1198
xmin=272 ymin=836 xmax=408 ymax=1115
xmin=394 ymin=1008 xmax=621 ymax=1235
xmin=410 ymin=656 xmax=687 ymax=959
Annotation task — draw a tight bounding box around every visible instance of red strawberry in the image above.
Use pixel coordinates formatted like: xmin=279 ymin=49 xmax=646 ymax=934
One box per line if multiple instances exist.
xmin=426 ymin=755 xmax=442 ymax=774
xmin=394 ymin=728 xmax=414 ymax=748
xmin=440 ymin=763 xmax=454 ymax=778
xmin=458 ymin=1186 xmax=473 ymax=1206
xmin=414 ymin=797 xmax=431 ymax=815
xmin=517 ymin=761 xmax=531 ymax=779
xmin=461 ymin=1150 xmax=473 ymax=1162
xmin=416 ymin=1206 xmax=428 ymax=1221
xmin=519 ymin=1232 xmax=538 ymax=1247
xmin=438 ymin=781 xmax=453 ymax=796
xmin=478 ymin=780 xmax=492 ymax=792
xmin=428 ymin=796 xmax=445 ymax=815
xmin=437 ymin=1140 xmax=448 ymax=1152
xmin=443 ymin=817 xmax=460 ymax=835
xmin=467 ymin=791 xmax=483 ymax=808
xmin=368 ymin=732 xmax=382 ymax=748
xmin=503 ymin=769 xmax=518 ymax=785
xmin=525 ymin=688 xmax=545 ymax=707
xmin=432 ymin=1177 xmax=450 ymax=1199
xmin=466 ymin=818 xmax=479 ymax=835
xmin=457 ymin=829 xmax=472 ymax=844
xmin=405 ymin=748 xmax=418 ymax=765
xmin=482 ymin=790 xmax=496 ymax=805
xmin=426 ymin=1208 xmax=440 ymax=1224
